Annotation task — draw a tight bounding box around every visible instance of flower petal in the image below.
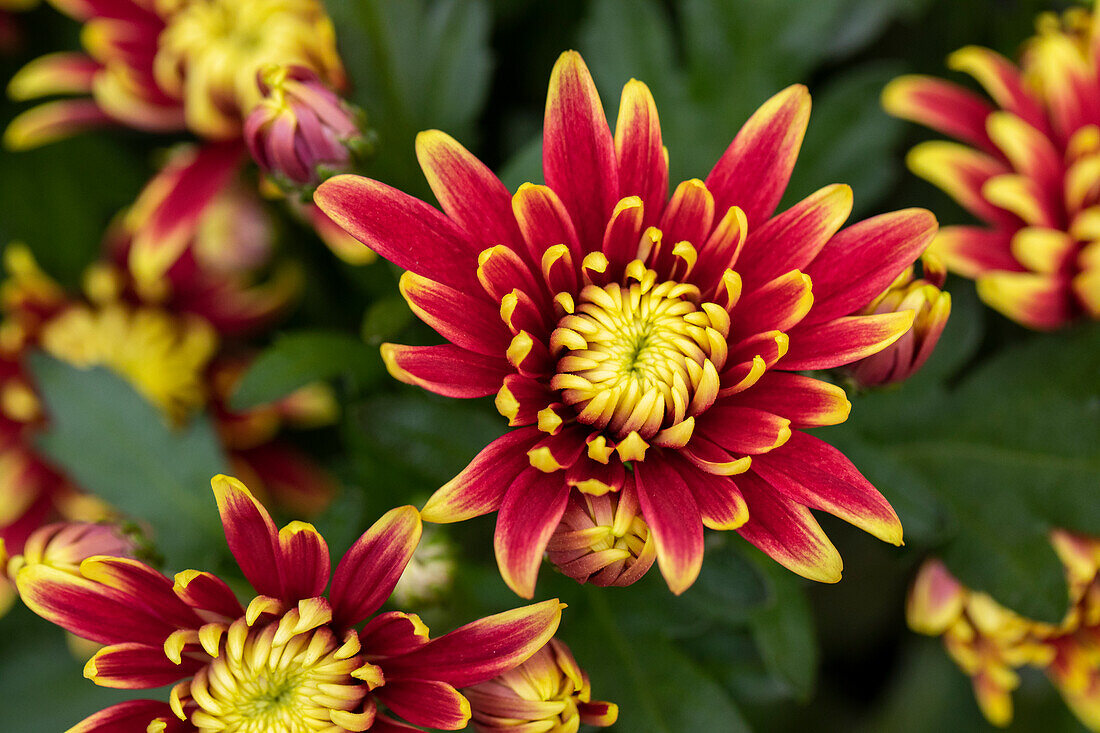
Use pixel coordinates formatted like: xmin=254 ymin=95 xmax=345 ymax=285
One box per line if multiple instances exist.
xmin=211 ymin=474 xmax=283 ymax=599
xmin=782 ymin=312 xmax=915 ymax=370
xmin=375 ymin=679 xmax=471 ymax=730
xmin=906 ymin=559 xmax=965 ymax=636
xmin=543 ymin=51 xmax=619 ymax=250
xmin=67 ymin=700 xmax=184 ymax=733
xmin=2 ymin=99 xmax=116 ymax=151
xmin=381 ymin=599 xmax=563 ymax=687
xmin=314 ymin=175 xmax=481 ymax=291
xmin=695 ymin=406 xmax=792 ymax=455
xmin=380 ymin=343 xmax=510 ymax=398
xmin=172 ymin=570 xmax=243 ymax=620
xmin=906 ymin=141 xmax=1014 ymax=226
xmin=947 ymin=45 xmax=1049 ymax=135
xmin=736 ymin=471 xmax=843 ymax=583
xmin=727 ymin=372 xmax=850 ymax=428
xmin=706 ymin=85 xmax=810 ymax=228
xmin=422 ymin=428 xmax=543 ymax=523
xmin=416 ymin=129 xmax=523 ymax=251
xmin=633 ymin=458 xmax=704 ymax=594
xmin=975 ymin=271 xmax=1075 ymax=330
xmin=929 ymin=226 xmax=1023 ymax=279
xmin=751 ymin=432 xmax=902 ymax=546
xmin=881 ymin=75 xmax=996 ymax=153
xmin=330 ymin=505 xmax=422 ymax=628
xmin=399 ymin=271 xmax=510 ymax=356
xmin=804 ymin=208 xmax=938 ymax=323
xmin=614 ymin=79 xmax=667 ymax=225
xmin=85 ymin=642 xmax=200 ymax=689
xmin=8 ymin=52 xmax=100 ymax=101
xmin=494 ymin=468 xmax=571 ymax=598
xmin=277 ymin=521 xmax=330 ymax=603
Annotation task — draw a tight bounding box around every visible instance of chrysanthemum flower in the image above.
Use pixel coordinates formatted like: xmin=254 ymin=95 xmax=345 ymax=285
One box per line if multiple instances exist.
xmin=465 ymin=638 xmax=617 ymax=732
xmin=909 ymin=533 xmax=1100 ymax=730
xmin=315 ymin=51 xmax=937 ymax=597
xmin=4 ymin=0 xmax=344 ymax=148
xmin=883 ymin=5 xmax=1100 ymax=329
xmin=14 ymin=474 xmax=564 ymax=732
xmin=847 ymin=254 xmax=951 ymax=387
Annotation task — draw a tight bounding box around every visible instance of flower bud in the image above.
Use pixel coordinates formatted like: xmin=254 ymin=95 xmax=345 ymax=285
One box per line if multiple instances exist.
xmin=465 ymin=639 xmax=617 ymax=732
xmin=6 ymin=521 xmax=134 ymax=580
xmin=245 ymin=65 xmax=367 ymax=189
xmin=848 ymin=254 xmax=951 ymax=387
xmin=546 ymin=488 xmax=657 ymax=587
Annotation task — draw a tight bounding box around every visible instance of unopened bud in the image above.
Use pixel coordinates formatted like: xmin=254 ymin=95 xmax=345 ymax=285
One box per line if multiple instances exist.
xmin=546 ymin=489 xmax=657 ymax=587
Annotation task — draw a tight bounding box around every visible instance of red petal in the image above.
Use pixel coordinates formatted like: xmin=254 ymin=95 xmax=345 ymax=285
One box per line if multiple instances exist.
xmin=881 ymin=75 xmax=997 ymax=153
xmin=79 ymin=557 xmax=202 ymax=630
xmin=706 ymin=85 xmax=810 ymax=228
xmin=633 ymin=457 xmax=704 ymax=594
xmin=736 ymin=471 xmax=843 ymax=583
xmin=172 ymin=570 xmax=243 ymax=620
xmin=511 ymin=183 xmax=583 ymax=272
xmin=416 ymin=129 xmax=523 ymax=251
xmin=728 ymin=372 xmax=850 ymax=428
xmin=695 ymin=405 xmax=792 ymax=455
xmin=67 ymin=700 xmax=185 ymax=733
xmin=314 ymin=175 xmax=481 ymax=291
xmin=381 ymin=343 xmax=510 ymax=398
xmin=804 ymin=208 xmax=938 ymax=323
xmin=668 ymin=454 xmax=748 ymax=531
xmin=330 ymin=505 xmax=422 ymax=628
xmin=494 ymin=468 xmax=571 ymax=598
xmin=782 ymin=312 xmax=915 ymax=370
xmin=277 ymin=521 xmax=330 ymax=602
xmin=931 ymin=226 xmax=1023 ymax=279
xmin=751 ymin=432 xmax=902 ymax=545
xmin=543 ymin=51 xmax=619 ymax=251
xmin=400 ymin=271 xmax=510 ymax=356
xmin=375 ymin=679 xmax=471 ymax=730
xmin=614 ymin=79 xmax=667 ymax=226
xmin=361 ymin=611 xmax=431 ymax=657
xmin=947 ymin=45 xmax=1049 ymax=136
xmin=2 ymin=99 xmax=117 ymax=151
xmin=421 ymin=427 xmax=543 ymax=523
xmin=382 ymin=599 xmax=563 ymax=687
xmin=211 ymin=474 xmax=283 ymax=599
xmin=85 ymin=642 xmax=200 ymax=689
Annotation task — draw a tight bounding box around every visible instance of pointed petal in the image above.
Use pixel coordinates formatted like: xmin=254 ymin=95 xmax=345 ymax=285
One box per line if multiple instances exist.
xmin=881 ymin=75 xmax=996 ymax=153
xmin=615 ymin=79 xmax=667 ymax=224
xmin=695 ymin=405 xmax=792 ymax=455
xmin=543 ymin=51 xmax=618 ymax=250
xmin=331 ymin=506 xmax=422 ymax=628
xmin=314 ymin=175 xmax=481 ymax=291
xmin=947 ymin=46 xmax=1049 ymax=135
xmin=380 ymin=343 xmax=510 ymax=398
xmin=66 ymin=700 xmax=184 ymax=733
xmin=382 ymin=599 xmax=563 ymax=688
xmin=706 ymin=85 xmax=810 ymax=228
xmin=375 ymin=679 xmax=471 ymax=730
xmin=3 ymin=99 xmax=116 ymax=151
xmin=668 ymin=454 xmax=748 ymax=531
xmin=172 ymin=570 xmax=243 ymax=620
xmin=728 ymin=372 xmax=851 ymax=428
xmin=399 ymin=271 xmax=510 ymax=356
xmin=416 ymin=129 xmax=523 ymax=251
xmin=752 ymin=432 xmax=902 ymax=545
xmin=422 ymin=428 xmax=543 ymax=523
xmin=210 ymin=474 xmax=282 ymax=599
xmin=736 ymin=471 xmax=843 ymax=583
xmin=633 ymin=458 xmax=704 ymax=594
xmin=804 ymin=208 xmax=938 ymax=323
xmin=8 ymin=52 xmax=99 ymax=100
xmin=782 ymin=312 xmax=915 ymax=370
xmin=494 ymin=468 xmax=570 ymax=598
xmin=929 ymin=226 xmax=1023 ymax=279
xmin=85 ymin=642 xmax=200 ymax=689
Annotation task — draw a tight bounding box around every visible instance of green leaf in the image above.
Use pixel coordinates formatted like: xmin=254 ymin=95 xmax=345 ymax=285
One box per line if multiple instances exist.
xmin=30 ymin=354 xmax=228 ymax=570
xmin=360 ymin=297 xmax=415 ymax=346
xmin=567 ymin=588 xmax=752 ymax=733
xmin=229 ymin=330 xmax=382 ymax=411
xmin=327 ymin=0 xmax=493 ymax=194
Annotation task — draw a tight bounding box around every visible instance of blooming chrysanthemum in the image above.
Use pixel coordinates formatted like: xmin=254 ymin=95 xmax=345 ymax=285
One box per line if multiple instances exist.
xmin=315 ymin=51 xmax=938 ymax=596
xmin=909 ymin=533 xmax=1100 ymax=730
xmin=465 ymin=638 xmax=617 ymax=732
xmin=883 ymin=4 xmax=1100 ymax=329
xmin=14 ymin=474 xmax=564 ymax=732
xmin=4 ymin=0 xmax=344 ymax=148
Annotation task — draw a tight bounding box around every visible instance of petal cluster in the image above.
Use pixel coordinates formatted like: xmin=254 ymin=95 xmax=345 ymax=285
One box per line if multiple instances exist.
xmin=909 ymin=533 xmax=1100 ymax=730
xmin=884 ymin=5 xmax=1100 ymax=328
xmin=4 ymin=0 xmax=344 ymax=148
xmin=13 ymin=475 xmax=564 ymax=732
xmin=316 ymin=51 xmax=937 ymax=597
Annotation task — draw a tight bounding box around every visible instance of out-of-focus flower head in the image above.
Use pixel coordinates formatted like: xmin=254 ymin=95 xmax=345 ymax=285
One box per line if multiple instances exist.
xmin=246 ymin=64 xmax=371 ymax=190
xmin=909 ymin=533 xmax=1100 ymax=730
xmin=884 ymin=3 xmax=1100 ymax=329
xmin=847 ymin=252 xmax=951 ymax=387
xmin=315 ymin=51 xmax=937 ymax=597
xmin=4 ymin=0 xmax=344 ymax=148
xmin=465 ymin=638 xmax=618 ymax=732
xmin=390 ymin=525 xmax=456 ymax=608
xmin=546 ymin=489 xmax=656 ymax=587
xmin=14 ymin=474 xmax=564 ymax=732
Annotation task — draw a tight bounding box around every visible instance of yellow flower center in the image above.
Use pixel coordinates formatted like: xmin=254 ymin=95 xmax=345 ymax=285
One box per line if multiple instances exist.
xmin=153 ymin=0 xmax=343 ymax=138
xmin=549 ymin=261 xmax=727 ymax=440
xmin=39 ymin=304 xmax=216 ymax=422
xmin=184 ymin=614 xmax=371 ymax=733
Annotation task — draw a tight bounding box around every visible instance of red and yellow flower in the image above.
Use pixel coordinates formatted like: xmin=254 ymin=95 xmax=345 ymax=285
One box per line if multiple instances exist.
xmin=4 ymin=0 xmax=344 ymax=149
xmin=884 ymin=4 xmax=1100 ymax=329
xmin=13 ymin=474 xmax=564 ymax=731
xmin=909 ymin=532 xmax=1100 ymax=730
xmin=465 ymin=638 xmax=617 ymax=732
xmin=315 ymin=51 xmax=938 ymax=597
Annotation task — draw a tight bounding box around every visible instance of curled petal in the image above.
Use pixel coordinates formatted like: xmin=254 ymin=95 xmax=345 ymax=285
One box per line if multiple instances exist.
xmin=374 ymin=679 xmax=471 ymax=730
xmin=85 ymin=642 xmax=200 ymax=689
